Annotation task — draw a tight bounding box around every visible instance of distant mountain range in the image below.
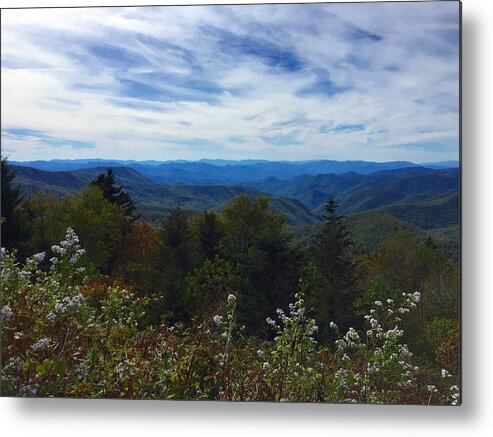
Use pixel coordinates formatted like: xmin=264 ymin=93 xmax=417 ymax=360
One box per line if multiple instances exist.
xmin=10 ymin=158 xmax=460 ymax=254
xmin=11 ymin=159 xmax=459 ymax=185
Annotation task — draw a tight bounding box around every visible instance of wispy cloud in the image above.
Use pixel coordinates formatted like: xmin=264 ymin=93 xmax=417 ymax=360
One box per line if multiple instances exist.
xmin=1 ymin=2 xmax=459 ymax=162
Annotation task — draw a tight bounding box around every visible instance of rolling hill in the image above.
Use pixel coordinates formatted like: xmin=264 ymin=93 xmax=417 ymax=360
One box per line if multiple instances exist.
xmin=252 ymin=167 xmax=459 ymax=223
xmin=11 ymin=165 xmax=321 ymax=225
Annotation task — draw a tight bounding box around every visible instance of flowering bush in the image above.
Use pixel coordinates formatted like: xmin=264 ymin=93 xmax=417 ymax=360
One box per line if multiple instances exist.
xmin=1 ymin=228 xmax=144 ymax=398
xmin=1 ymin=229 xmax=460 ymax=403
xmin=261 ymin=289 xmax=321 ymax=402
xmin=328 ymin=292 xmax=460 ymax=405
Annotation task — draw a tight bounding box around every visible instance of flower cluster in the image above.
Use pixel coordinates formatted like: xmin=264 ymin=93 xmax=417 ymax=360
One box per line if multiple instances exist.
xmin=33 ymin=252 xmax=46 ymax=263
xmin=331 ymin=291 xmax=425 ymax=403
xmin=51 ymin=293 xmax=85 ymax=318
xmin=1 ymin=305 xmax=14 ymax=322
xmin=335 ymin=327 xmax=362 ymax=351
xmin=262 ymin=290 xmax=321 ymax=402
xmin=50 ymin=227 xmax=86 ymax=265
xmin=439 ymin=368 xmax=460 ymax=406
xmin=32 ymin=337 xmax=52 ymax=351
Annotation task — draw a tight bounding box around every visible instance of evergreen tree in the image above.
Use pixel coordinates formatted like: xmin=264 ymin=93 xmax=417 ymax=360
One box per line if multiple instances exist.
xmin=308 ymin=197 xmax=359 ymax=342
xmin=236 ymin=229 xmax=305 ymax=337
xmin=152 ymin=206 xmax=196 ymax=323
xmin=1 ymin=156 xmax=27 ymax=248
xmin=90 ymin=168 xmax=138 ymax=219
xmin=195 ymin=210 xmax=223 ymax=261
xmin=219 ymin=195 xmax=304 ymax=336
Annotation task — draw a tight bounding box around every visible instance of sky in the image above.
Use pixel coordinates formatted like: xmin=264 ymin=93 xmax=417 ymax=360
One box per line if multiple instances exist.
xmin=1 ymin=2 xmax=460 ymax=162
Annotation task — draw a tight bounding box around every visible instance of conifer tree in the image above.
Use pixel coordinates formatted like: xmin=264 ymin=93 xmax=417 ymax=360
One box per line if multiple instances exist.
xmin=90 ymin=168 xmax=138 ymax=219
xmin=196 ymin=210 xmax=223 ymax=261
xmin=309 ymin=197 xmax=359 ymax=341
xmin=153 ymin=205 xmax=196 ymax=323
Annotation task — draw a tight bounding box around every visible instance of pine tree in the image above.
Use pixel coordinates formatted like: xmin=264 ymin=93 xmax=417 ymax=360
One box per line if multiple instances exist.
xmin=196 ymin=210 xmax=223 ymax=261
xmin=308 ymin=197 xmax=359 ymax=342
xmin=90 ymin=168 xmax=138 ymax=219
xmin=152 ymin=206 xmax=196 ymax=323
xmin=220 ymin=195 xmax=304 ymax=336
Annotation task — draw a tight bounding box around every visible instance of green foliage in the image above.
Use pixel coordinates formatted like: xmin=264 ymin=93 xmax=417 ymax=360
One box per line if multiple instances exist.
xmin=329 ymin=293 xmax=422 ymax=404
xmin=0 ymin=228 xmax=142 ymax=397
xmin=421 ymin=319 xmax=460 ymax=374
xmin=343 ymin=210 xmax=433 ymax=253
xmin=235 ymin=230 xmax=305 ymax=337
xmin=114 ymin=221 xmax=163 ymax=299
xmin=220 ymin=194 xmax=285 ymax=260
xmin=192 ymin=210 xmax=224 ymax=261
xmin=327 ymin=292 xmax=459 ymax=405
xmin=25 ymin=187 xmax=126 ymax=272
xmin=1 ymin=156 xmax=28 ymax=249
xmin=151 ymin=206 xmax=197 ymax=324
xmin=359 ymin=277 xmax=405 ymax=314
xmin=1 ymin=175 xmax=460 ymax=405
xmin=186 ymin=257 xmax=242 ymax=320
xmin=367 ymin=231 xmax=460 ymax=320
xmin=381 ymin=192 xmax=459 ymax=230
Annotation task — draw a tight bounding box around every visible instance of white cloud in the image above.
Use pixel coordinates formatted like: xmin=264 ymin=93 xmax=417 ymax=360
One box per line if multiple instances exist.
xmin=1 ymin=2 xmax=460 ymax=162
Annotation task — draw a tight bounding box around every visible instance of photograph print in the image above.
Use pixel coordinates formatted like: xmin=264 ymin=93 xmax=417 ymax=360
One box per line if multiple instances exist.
xmin=0 ymin=1 xmax=460 ymax=404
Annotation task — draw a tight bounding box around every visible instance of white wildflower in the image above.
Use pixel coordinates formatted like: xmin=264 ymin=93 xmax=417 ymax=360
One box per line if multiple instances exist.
xmin=32 ymin=337 xmax=52 ymax=351
xmin=227 ymin=294 xmax=236 ymax=304
xmin=33 ymin=252 xmax=46 ymax=263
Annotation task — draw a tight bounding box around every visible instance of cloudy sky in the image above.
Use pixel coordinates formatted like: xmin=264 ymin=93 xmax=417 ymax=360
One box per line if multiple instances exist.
xmin=1 ymin=2 xmax=460 ymax=162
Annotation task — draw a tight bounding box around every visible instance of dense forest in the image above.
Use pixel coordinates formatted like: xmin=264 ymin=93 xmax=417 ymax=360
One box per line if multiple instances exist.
xmin=1 ymin=156 xmax=460 ymax=403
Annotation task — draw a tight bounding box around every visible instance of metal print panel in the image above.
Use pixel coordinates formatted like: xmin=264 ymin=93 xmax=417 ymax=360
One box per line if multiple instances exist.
xmin=0 ymin=1 xmax=461 ymax=404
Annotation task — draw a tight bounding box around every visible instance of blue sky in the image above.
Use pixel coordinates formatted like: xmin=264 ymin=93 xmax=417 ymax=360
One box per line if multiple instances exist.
xmin=1 ymin=2 xmax=460 ymax=162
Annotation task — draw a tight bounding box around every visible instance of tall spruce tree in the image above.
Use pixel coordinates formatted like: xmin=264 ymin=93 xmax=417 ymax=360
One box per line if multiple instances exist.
xmin=152 ymin=205 xmax=196 ymax=323
xmin=220 ymin=195 xmax=304 ymax=336
xmin=308 ymin=197 xmax=359 ymax=342
xmin=196 ymin=210 xmax=223 ymax=261
xmin=90 ymin=168 xmax=138 ymax=219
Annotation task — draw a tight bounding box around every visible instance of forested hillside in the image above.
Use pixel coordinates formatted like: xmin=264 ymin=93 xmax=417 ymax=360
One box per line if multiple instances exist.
xmin=11 ymin=161 xmax=459 ymax=253
xmin=12 ymin=165 xmax=321 ymax=226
